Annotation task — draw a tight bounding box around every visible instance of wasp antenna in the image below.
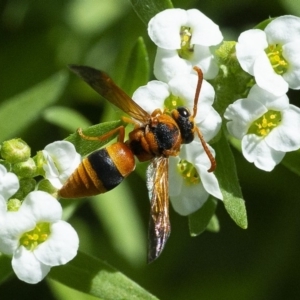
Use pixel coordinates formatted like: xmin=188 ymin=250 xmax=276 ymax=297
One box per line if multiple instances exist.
xmin=192 ymin=66 xmax=204 ymax=118
xmin=196 ymin=127 xmax=216 ymax=172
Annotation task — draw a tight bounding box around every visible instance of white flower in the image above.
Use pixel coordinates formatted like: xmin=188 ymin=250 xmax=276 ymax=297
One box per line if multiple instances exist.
xmin=148 ymin=8 xmax=223 ymax=82
xmin=224 ymin=84 xmax=300 ymax=171
xmin=132 ymin=74 xmax=223 ymax=215
xmin=236 ymin=15 xmax=300 ymax=96
xmin=42 ymin=141 xmax=81 ymax=189
xmin=132 ymin=74 xmax=221 ymax=142
xmin=0 ymin=191 xmax=79 ymax=284
xmin=169 ymin=141 xmax=222 ymax=216
xmin=0 ymin=164 xmax=19 ymax=211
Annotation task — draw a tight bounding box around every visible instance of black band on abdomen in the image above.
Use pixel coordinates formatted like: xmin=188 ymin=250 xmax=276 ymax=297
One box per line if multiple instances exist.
xmin=88 ymin=149 xmax=124 ymax=191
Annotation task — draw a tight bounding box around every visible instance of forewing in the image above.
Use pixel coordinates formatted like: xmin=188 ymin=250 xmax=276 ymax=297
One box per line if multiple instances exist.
xmin=69 ymin=65 xmax=150 ymax=122
xmin=146 ymin=156 xmax=170 ymax=263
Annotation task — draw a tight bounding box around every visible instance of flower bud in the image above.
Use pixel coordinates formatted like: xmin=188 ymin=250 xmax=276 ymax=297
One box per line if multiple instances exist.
xmin=12 ymin=158 xmax=37 ymax=178
xmin=13 ymin=178 xmax=36 ymax=200
xmin=33 ymin=151 xmax=46 ymax=176
xmin=1 ymin=139 xmax=31 ymax=163
xmin=0 ymin=159 xmax=11 ymax=172
xmin=37 ymin=179 xmax=58 ymax=198
xmin=7 ymin=198 xmax=22 ymax=211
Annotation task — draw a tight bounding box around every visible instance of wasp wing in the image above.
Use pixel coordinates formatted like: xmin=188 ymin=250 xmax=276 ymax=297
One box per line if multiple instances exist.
xmin=69 ymin=65 xmax=150 ymax=123
xmin=146 ymin=156 xmax=170 ymax=263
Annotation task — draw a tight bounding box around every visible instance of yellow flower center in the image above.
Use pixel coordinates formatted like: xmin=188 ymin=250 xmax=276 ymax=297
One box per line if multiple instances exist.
xmin=178 ymin=26 xmax=194 ymax=60
xmin=265 ymin=44 xmax=288 ymax=75
xmin=177 ymin=159 xmax=200 ymax=185
xmin=20 ymin=222 xmax=51 ymax=251
xmin=248 ymin=110 xmax=282 ymax=136
xmin=164 ymin=94 xmax=185 ymax=111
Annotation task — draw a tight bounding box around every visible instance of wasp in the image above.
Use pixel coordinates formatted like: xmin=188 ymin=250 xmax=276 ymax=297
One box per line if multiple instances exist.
xmin=59 ymin=65 xmax=216 ymax=262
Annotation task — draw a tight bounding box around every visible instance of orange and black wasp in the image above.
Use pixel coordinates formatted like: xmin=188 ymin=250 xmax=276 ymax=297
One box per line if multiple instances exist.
xmin=59 ymin=65 xmax=216 ymax=262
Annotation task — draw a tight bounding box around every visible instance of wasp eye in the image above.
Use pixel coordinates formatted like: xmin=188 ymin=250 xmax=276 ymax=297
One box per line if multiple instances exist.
xmin=177 ymin=107 xmax=190 ymax=118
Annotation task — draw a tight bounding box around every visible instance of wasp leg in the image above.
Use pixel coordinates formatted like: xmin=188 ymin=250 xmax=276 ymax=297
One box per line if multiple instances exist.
xmin=121 ymin=116 xmax=142 ymax=129
xmin=77 ymin=126 xmax=126 ymax=143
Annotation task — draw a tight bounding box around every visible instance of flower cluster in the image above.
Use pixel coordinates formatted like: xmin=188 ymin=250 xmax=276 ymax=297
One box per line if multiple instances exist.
xmin=2 ymin=6 xmax=300 ymax=285
xmin=225 ymin=15 xmax=300 ymax=171
xmin=0 ymin=140 xmax=80 ymax=283
xmin=132 ymin=8 xmax=224 ymax=215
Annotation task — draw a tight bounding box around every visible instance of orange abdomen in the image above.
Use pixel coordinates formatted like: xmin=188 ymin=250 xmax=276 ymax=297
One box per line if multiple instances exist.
xmin=59 ymin=142 xmax=135 ymax=198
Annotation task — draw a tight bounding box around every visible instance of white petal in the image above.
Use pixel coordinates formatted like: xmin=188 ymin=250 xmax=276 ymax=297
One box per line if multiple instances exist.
xmin=170 ymin=182 xmax=209 ymax=216
xmin=254 ymin=52 xmax=288 ymax=96
xmin=154 ymin=47 xmax=192 ymax=82
xmin=266 ymin=105 xmax=300 ymax=152
xmin=168 ymin=157 xmax=182 ymax=197
xmin=0 ymin=195 xmax=6 ymax=213
xmin=236 ymin=29 xmax=268 ymax=75
xmin=168 ymin=74 xmax=198 ymax=109
xmin=0 ymin=165 xmax=19 ymax=201
xmin=148 ymin=8 xmax=187 ymax=49
xmin=181 ymin=142 xmax=222 ymax=200
xmin=194 ymin=80 xmax=216 ymax=122
xmin=43 ymin=141 xmax=81 ymax=189
xmin=248 ymin=84 xmax=289 ymax=110
xmin=12 ymin=246 xmax=51 ymax=284
xmin=282 ymin=42 xmax=300 ymax=89
xmin=34 ymin=220 xmax=79 ymax=266
xmin=192 ymin=45 xmax=219 ymax=79
xmin=179 ymin=141 xmax=209 ymax=163
xmin=186 ymin=9 xmax=223 ymax=46
xmin=132 ymin=80 xmax=170 ymax=113
xmin=224 ymin=98 xmax=267 ymax=139
xmin=197 ymin=107 xmax=222 ymax=142
xmin=196 ymin=164 xmax=223 ymax=200
xmin=265 ymin=15 xmax=300 ymax=45
xmin=19 ymin=191 xmax=62 ymax=222
xmin=242 ymin=134 xmax=285 ymax=171
xmin=0 ymin=212 xmax=34 ymax=255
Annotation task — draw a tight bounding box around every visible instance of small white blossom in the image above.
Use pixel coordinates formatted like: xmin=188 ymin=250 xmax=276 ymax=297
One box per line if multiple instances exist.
xmin=132 ymin=74 xmax=222 ymax=215
xmin=148 ymin=8 xmax=223 ymax=82
xmin=42 ymin=141 xmax=81 ymax=189
xmin=132 ymin=74 xmax=221 ymax=142
xmin=0 ymin=191 xmax=79 ymax=284
xmin=0 ymin=165 xmax=19 ymax=211
xmin=224 ymin=84 xmax=300 ymax=171
xmin=236 ymin=15 xmax=300 ymax=96
xmin=169 ymin=141 xmax=222 ymax=216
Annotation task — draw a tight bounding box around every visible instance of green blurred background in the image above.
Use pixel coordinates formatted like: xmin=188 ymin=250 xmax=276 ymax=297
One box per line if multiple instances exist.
xmin=1 ymin=0 xmax=300 ymax=299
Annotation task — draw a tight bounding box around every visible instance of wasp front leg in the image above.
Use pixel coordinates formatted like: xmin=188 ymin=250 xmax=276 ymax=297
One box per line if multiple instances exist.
xmin=77 ymin=125 xmax=126 ymax=143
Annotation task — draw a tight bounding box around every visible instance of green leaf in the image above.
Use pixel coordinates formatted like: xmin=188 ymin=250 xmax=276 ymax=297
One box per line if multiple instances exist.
xmin=282 ymin=0 xmax=300 ymax=16
xmin=0 ymin=71 xmax=68 ymax=142
xmin=91 ymin=183 xmax=145 ymax=266
xmin=130 ymin=0 xmax=173 ymax=25
xmin=206 ymin=214 xmax=220 ymax=233
xmin=122 ymin=37 xmax=150 ymax=96
xmin=214 ymin=127 xmax=248 ymax=229
xmin=43 ymin=106 xmax=91 ymax=132
xmin=282 ymin=149 xmax=300 ymax=177
xmin=65 ymin=120 xmax=122 ymax=156
xmin=188 ymin=197 xmax=218 ymax=236
xmin=254 ymin=18 xmax=274 ymax=30
xmin=49 ymin=251 xmax=158 ymax=300
xmin=0 ymin=254 xmax=13 ymax=284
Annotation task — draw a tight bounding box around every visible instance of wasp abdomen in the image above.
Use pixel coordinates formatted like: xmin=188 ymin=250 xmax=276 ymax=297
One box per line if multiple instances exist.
xmin=59 ymin=142 xmax=135 ymax=198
